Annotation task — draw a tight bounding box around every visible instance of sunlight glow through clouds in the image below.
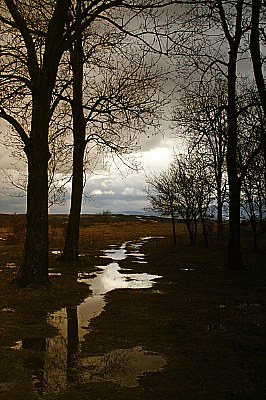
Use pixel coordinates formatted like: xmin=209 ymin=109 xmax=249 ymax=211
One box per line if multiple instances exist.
xmin=78 ymin=137 xmax=177 ymax=214
xmin=141 ymin=145 xmax=173 ymax=171
xmin=0 ymin=133 xmax=179 ymax=214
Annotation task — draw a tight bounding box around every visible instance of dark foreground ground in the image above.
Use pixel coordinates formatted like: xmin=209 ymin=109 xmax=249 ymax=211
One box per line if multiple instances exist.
xmin=0 ymin=214 xmax=266 ymax=399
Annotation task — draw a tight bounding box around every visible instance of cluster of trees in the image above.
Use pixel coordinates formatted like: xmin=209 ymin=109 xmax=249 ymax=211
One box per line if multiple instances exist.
xmin=0 ymin=0 xmax=265 ymax=286
xmin=146 ymin=152 xmax=215 ymax=248
xmin=146 ymin=126 xmax=265 ymax=251
xmin=0 ymin=0 xmax=174 ymax=286
xmin=146 ymin=0 xmax=266 ymax=269
xmin=147 ymin=78 xmax=266 ymax=249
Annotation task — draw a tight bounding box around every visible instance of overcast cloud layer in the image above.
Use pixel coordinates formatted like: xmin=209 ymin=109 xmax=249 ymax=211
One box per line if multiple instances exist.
xmin=0 ymin=131 xmax=178 ymax=215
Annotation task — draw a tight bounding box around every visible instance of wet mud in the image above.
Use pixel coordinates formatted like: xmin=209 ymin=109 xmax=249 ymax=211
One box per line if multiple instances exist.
xmin=0 ymin=217 xmax=266 ymax=399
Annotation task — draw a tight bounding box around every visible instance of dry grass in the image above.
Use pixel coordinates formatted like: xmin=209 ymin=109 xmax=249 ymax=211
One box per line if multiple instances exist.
xmin=0 ymin=214 xmax=265 ymax=400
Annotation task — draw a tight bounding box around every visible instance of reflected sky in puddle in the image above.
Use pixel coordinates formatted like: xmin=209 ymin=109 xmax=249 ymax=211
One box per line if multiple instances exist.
xmin=9 ymin=239 xmax=165 ymax=395
xmin=180 ymin=268 xmax=195 ymax=272
xmin=50 ymin=241 xmax=162 ymax=342
xmin=13 ymin=338 xmax=166 ymax=394
xmin=5 ymin=262 xmax=17 ymax=268
xmin=81 ymin=345 xmax=166 ymax=388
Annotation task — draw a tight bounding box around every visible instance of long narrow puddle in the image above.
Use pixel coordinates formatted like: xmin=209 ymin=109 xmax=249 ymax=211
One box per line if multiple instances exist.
xmin=10 ymin=238 xmax=166 ymax=395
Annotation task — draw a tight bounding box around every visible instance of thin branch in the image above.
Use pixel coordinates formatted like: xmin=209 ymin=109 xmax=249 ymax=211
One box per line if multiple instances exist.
xmin=0 ymin=108 xmax=29 ymax=146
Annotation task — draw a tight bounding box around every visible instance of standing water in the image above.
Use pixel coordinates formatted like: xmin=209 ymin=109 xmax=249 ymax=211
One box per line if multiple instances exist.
xmin=11 ymin=238 xmax=166 ymax=395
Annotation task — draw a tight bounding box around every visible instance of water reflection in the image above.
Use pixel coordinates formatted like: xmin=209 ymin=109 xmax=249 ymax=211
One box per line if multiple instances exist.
xmin=10 ymin=239 xmax=165 ymax=395
xmin=81 ymin=346 xmax=166 ymax=387
xmin=22 ymin=337 xmax=46 ymax=395
xmin=18 ymin=337 xmax=166 ymax=394
xmin=80 ymin=262 xmax=161 ymax=295
xmin=48 ymin=241 xmax=161 ymax=342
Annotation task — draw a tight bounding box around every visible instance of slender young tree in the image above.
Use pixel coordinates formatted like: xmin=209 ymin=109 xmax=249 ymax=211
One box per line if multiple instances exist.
xmin=173 ymin=79 xmax=228 ymax=240
xmin=146 ymin=168 xmax=178 ymax=244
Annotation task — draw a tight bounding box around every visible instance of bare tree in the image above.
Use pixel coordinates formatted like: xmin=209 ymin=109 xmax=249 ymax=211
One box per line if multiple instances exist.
xmin=0 ymin=0 xmax=73 ymax=286
xmin=146 ymin=152 xmax=214 ymax=246
xmin=0 ymin=0 xmax=178 ymax=286
xmin=237 ymin=90 xmax=266 ymax=251
xmin=171 ymin=153 xmax=214 ymax=246
xmin=171 ymin=0 xmax=264 ymax=269
xmin=173 ymin=78 xmax=228 ymax=240
xmin=250 ymin=0 xmax=266 ymax=117
xmin=56 ymin=5 xmax=170 ymax=261
xmin=146 ymin=167 xmax=178 ymax=244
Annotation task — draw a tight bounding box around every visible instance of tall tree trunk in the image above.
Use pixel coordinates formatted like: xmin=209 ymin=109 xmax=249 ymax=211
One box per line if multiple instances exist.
xmin=250 ymin=211 xmax=258 ymax=253
xmin=6 ymin=0 xmax=72 ymax=286
xmin=227 ymin=50 xmax=243 ymax=270
xmin=61 ymin=136 xmax=85 ymax=261
xmin=250 ymin=0 xmax=266 ymax=200
xmin=185 ymin=220 xmax=194 ymax=246
xmin=16 ymin=98 xmax=51 ymax=286
xmin=222 ymin=0 xmax=244 ymax=270
xmin=60 ymin=15 xmax=86 ymax=262
xmin=200 ymin=214 xmax=209 ymax=248
xmin=170 ymin=208 xmax=177 ymax=244
xmin=250 ymin=0 xmax=266 ymax=116
xmin=217 ymin=173 xmax=224 ymax=240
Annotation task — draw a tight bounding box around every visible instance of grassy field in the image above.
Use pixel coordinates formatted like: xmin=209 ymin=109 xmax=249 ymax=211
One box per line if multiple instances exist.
xmin=0 ymin=214 xmax=265 ymax=400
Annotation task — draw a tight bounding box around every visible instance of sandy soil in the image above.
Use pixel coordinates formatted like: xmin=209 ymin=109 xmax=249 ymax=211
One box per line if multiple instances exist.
xmin=0 ymin=214 xmax=265 ymax=400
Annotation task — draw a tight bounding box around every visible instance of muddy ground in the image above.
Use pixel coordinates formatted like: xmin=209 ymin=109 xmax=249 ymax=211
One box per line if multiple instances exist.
xmin=0 ymin=214 xmax=266 ymax=400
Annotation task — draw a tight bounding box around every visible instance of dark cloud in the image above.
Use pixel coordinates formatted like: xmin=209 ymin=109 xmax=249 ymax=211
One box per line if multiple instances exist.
xmin=0 ymin=125 xmax=177 ymax=214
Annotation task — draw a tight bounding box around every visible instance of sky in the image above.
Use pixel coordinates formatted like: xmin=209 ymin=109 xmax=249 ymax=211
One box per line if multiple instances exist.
xmin=0 ymin=128 xmax=180 ymax=215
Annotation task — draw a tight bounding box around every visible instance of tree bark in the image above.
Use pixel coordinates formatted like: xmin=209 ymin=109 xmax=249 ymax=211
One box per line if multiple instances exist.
xmin=200 ymin=214 xmax=209 ymax=248
xmin=218 ymin=0 xmax=244 ymax=270
xmin=227 ymin=48 xmax=244 ymax=270
xmin=11 ymin=0 xmax=72 ymax=286
xmin=60 ymin=135 xmax=85 ymax=261
xmin=16 ymin=88 xmax=52 ymax=286
xmin=60 ymin=16 xmax=86 ymax=262
xmin=17 ymin=159 xmax=50 ymax=286
xmin=250 ymin=0 xmax=266 ymax=198
xmin=250 ymin=0 xmax=266 ymax=116
xmin=170 ymin=208 xmax=177 ymax=244
xmin=185 ymin=220 xmax=194 ymax=246
xmin=216 ymin=170 xmax=224 ymax=240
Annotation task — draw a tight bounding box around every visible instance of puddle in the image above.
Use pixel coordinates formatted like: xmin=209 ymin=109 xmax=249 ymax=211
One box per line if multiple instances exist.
xmin=49 ymin=241 xmax=162 ymax=342
xmin=14 ymin=337 xmax=166 ymax=394
xmin=81 ymin=346 xmax=166 ymax=387
xmin=9 ymin=239 xmax=165 ymax=395
xmin=48 ymin=269 xmax=62 ymax=276
xmin=10 ymin=341 xmax=23 ymax=350
xmin=141 ymin=236 xmax=164 ymax=240
xmin=5 ymin=262 xmax=17 ymax=269
xmin=100 ymin=241 xmax=129 ymax=261
xmin=2 ymin=307 xmax=15 ymax=313
xmin=180 ymin=268 xmax=195 ymax=272
xmin=50 ymin=250 xmax=61 ymax=255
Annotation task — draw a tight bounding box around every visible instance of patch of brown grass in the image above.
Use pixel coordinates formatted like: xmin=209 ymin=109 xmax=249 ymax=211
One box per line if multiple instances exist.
xmin=0 ymin=214 xmax=265 ymax=399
